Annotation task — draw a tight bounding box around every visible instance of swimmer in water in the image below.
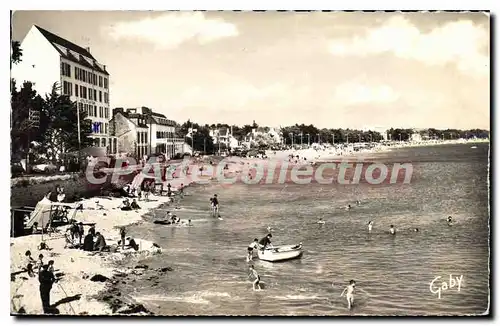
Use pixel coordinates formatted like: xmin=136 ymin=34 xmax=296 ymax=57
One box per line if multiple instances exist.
xmin=345 ymin=204 xmax=352 ymax=211
xmin=389 ymin=225 xmax=396 ymax=235
xmin=317 ymin=218 xmax=325 ymax=225
xmin=414 ymin=228 xmax=419 ymax=232
xmin=340 ymin=280 xmax=356 ymax=310
xmin=249 ymin=265 xmax=261 ymax=291
xmin=267 ymin=226 xmax=273 ymax=233
xmin=247 ymin=238 xmax=259 ymax=262
xmin=368 ymin=221 xmax=374 ymax=232
xmin=447 ymin=216 xmax=453 ymax=226
xmin=356 ymin=200 xmax=361 ymax=205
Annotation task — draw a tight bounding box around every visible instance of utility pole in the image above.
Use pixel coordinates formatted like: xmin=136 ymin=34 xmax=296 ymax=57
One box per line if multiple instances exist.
xmin=307 ymin=133 xmax=310 ymax=146
xmin=332 ymin=133 xmax=335 ymax=144
xmin=300 ymin=133 xmax=303 ymax=146
xmin=149 ymin=109 xmax=152 ymax=155
xmin=317 ymin=133 xmax=321 ymax=144
xmin=204 ymin=137 xmax=206 ymax=154
xmin=346 ymin=134 xmax=349 ymax=144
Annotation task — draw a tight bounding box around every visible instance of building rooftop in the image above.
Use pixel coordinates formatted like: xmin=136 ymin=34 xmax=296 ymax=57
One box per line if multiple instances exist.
xmin=35 ymin=25 xmax=109 ymax=75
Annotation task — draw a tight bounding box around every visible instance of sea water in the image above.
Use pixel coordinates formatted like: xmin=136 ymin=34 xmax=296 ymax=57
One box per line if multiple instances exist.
xmin=123 ymin=143 xmax=490 ymax=316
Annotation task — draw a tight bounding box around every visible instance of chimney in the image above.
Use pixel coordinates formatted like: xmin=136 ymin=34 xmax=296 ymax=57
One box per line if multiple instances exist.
xmin=85 ymin=47 xmax=91 ymax=53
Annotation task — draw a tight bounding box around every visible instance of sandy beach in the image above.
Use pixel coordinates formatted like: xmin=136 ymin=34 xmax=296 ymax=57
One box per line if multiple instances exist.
xmin=10 ymin=139 xmax=489 ymax=315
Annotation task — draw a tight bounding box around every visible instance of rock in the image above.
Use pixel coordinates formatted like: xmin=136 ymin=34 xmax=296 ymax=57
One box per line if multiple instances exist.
xmin=90 ymin=274 xmax=109 ymax=282
xmin=121 ymin=281 xmax=127 ymax=284
xmin=157 ymin=267 xmax=173 ymax=273
xmin=134 ymin=264 xmax=149 ymax=269
xmin=119 ymin=304 xmax=151 ymax=315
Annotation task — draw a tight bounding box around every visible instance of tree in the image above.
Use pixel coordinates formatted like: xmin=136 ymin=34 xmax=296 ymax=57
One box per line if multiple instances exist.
xmin=38 ymin=83 xmax=93 ymax=161
xmin=11 ymin=41 xmax=22 ymax=66
xmin=186 ymin=128 xmax=214 ymax=154
xmin=10 ymin=80 xmax=45 ymax=161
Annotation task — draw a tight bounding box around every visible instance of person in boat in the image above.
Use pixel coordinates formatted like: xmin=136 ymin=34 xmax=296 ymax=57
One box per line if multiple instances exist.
xmin=340 ymin=280 xmax=356 ymax=310
xmin=368 ymin=221 xmax=374 ymax=232
xmin=258 ymin=234 xmax=273 ymax=251
xmin=247 ymin=238 xmax=259 ymax=262
xmin=130 ymin=199 xmax=141 ymax=210
xmin=447 ymin=216 xmax=453 ymax=226
xmin=249 ymin=265 xmax=261 ymax=291
xmin=317 ymin=218 xmax=325 ymax=225
xmin=389 ymin=225 xmax=396 ymax=235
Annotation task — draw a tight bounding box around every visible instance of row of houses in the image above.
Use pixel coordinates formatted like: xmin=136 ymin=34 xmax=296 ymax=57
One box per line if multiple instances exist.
xmin=12 ymin=24 xmax=187 ymax=159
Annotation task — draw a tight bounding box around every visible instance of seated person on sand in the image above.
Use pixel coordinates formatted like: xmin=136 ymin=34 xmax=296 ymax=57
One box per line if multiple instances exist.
xmin=83 ymin=230 xmax=94 ymax=251
xmin=118 ymin=199 xmax=132 ymax=211
xmin=93 ymin=232 xmax=110 ymax=252
xmin=130 ymin=199 xmax=141 ymax=210
xmin=118 ymin=237 xmax=139 ymax=251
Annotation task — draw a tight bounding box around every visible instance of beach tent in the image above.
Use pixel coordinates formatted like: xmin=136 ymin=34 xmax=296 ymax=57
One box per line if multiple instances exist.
xmin=25 ymin=196 xmax=54 ymax=229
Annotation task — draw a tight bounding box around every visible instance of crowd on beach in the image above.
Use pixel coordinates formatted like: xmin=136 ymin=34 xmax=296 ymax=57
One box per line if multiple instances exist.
xmin=11 ymin=147 xmax=469 ymax=315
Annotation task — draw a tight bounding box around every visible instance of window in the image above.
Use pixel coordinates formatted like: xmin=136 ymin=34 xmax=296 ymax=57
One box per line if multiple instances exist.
xmin=104 ymin=92 xmax=109 ymax=104
xmin=102 ymin=138 xmax=106 ymax=146
xmin=60 ymin=62 xmax=71 ymax=77
xmin=89 ymin=89 xmax=93 ymax=101
xmin=105 ymin=108 xmax=109 ymax=119
xmin=99 ymin=107 xmax=103 ymax=118
xmin=62 ymin=81 xmax=72 ymax=96
xmin=94 ymin=105 xmax=97 ymax=117
xmin=99 ymin=91 xmax=102 ymax=102
xmin=104 ymin=78 xmax=108 ymax=89
xmin=137 ymin=132 xmax=140 ymax=143
xmin=83 ymin=86 xmax=88 ymax=99
xmin=75 ymin=67 xmax=78 ymax=79
xmin=94 ymin=89 xmax=97 ymax=100
xmin=99 ymin=76 xmax=103 ymax=87
xmin=78 ymin=102 xmax=83 ymax=111
xmin=75 ymin=84 xmax=79 ymax=97
xmin=94 ymin=74 xmax=97 ymax=85
xmin=105 ymin=123 xmax=108 ymax=135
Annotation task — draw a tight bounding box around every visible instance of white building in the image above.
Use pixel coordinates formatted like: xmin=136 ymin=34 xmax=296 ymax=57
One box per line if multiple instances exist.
xmin=110 ymin=107 xmax=185 ymax=159
xmin=210 ymin=127 xmax=239 ymax=149
xmin=11 ymin=25 xmax=115 ymax=153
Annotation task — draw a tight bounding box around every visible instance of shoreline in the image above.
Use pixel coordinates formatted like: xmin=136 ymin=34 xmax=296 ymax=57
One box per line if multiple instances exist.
xmin=10 ymin=141 xmax=488 ymax=315
xmin=10 ymin=158 xmax=238 ymax=316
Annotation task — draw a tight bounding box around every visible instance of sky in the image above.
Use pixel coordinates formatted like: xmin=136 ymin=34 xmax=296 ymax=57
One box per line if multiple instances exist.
xmin=11 ymin=11 xmax=490 ymax=130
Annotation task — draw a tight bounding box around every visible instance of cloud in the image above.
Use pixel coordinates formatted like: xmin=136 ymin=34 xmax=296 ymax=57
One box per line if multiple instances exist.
xmin=107 ymin=12 xmax=238 ymax=49
xmin=332 ymin=82 xmax=400 ymax=105
xmin=329 ymin=16 xmax=489 ymax=77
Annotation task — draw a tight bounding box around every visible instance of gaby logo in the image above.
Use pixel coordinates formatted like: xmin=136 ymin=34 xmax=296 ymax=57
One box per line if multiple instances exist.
xmin=429 ymin=275 xmax=464 ymax=299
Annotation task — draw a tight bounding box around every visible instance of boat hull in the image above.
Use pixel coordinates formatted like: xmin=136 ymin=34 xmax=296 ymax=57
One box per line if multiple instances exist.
xmin=257 ymin=244 xmax=303 ymax=262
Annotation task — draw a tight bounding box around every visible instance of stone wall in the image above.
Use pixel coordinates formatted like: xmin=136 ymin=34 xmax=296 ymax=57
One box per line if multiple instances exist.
xmin=11 ymin=171 xmax=138 ymax=208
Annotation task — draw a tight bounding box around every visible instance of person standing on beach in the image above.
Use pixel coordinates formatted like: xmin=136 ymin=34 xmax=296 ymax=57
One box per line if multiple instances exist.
xmin=38 ymin=264 xmax=56 ymax=313
xmin=24 ymin=250 xmax=35 ymax=277
xmin=120 ymin=227 xmax=127 ymax=250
